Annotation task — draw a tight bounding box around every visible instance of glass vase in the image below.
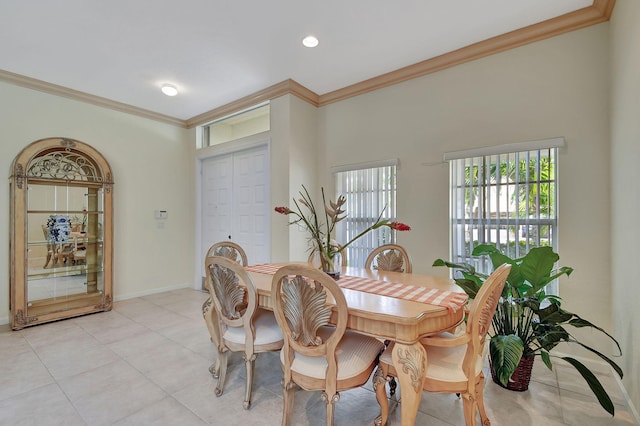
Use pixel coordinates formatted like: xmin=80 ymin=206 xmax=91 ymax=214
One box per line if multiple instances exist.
xmin=322 ymin=251 xmax=342 ymax=280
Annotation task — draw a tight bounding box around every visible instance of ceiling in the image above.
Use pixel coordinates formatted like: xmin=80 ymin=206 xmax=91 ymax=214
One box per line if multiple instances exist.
xmin=0 ymin=0 xmax=610 ymax=124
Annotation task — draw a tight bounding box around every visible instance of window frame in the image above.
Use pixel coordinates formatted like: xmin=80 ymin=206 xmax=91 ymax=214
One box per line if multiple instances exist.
xmin=447 ymin=139 xmax=562 ymax=293
xmin=333 ymin=160 xmax=398 ymax=268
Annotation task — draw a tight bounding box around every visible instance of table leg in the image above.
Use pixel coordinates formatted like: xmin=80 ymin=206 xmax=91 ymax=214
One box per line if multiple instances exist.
xmin=392 ymin=341 xmax=427 ymax=426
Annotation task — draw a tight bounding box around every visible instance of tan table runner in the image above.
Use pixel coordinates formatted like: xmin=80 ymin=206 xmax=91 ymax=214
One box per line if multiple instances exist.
xmin=245 ymin=264 xmax=468 ymax=314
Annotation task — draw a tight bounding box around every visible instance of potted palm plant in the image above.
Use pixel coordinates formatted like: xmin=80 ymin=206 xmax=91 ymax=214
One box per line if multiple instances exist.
xmin=433 ymin=245 xmax=623 ymax=415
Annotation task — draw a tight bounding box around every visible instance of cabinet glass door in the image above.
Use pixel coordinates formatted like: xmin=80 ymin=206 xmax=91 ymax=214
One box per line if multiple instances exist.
xmin=26 ymin=183 xmax=105 ymax=316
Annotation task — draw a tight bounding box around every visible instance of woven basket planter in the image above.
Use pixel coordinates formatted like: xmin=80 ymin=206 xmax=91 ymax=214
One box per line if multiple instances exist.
xmin=490 ymin=355 xmax=535 ymax=392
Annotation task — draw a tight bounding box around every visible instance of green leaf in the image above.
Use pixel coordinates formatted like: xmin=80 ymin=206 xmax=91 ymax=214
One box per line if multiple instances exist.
xmin=471 ymin=244 xmax=500 ymax=256
xmin=519 ymin=247 xmax=557 ymax=291
xmin=561 ymin=357 xmax=615 ymax=416
xmin=452 ymin=278 xmax=481 ymax=299
xmin=540 ymin=351 xmax=552 ymax=370
xmin=432 ymin=258 xmax=474 ymax=273
xmin=571 ymin=341 xmax=624 ymax=379
xmin=533 ymin=325 xmax=569 ymax=350
xmin=567 ymin=315 xmax=622 ymax=355
xmin=489 ymin=335 xmax=524 ymax=386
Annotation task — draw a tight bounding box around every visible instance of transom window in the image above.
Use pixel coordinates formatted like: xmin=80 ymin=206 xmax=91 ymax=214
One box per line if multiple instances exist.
xmin=335 ymin=161 xmax=397 ymax=268
xmin=199 ymin=103 xmax=270 ymax=148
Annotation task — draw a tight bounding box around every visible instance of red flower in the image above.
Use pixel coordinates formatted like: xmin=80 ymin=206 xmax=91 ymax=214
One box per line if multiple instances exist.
xmin=275 ymin=206 xmax=291 ymax=215
xmin=389 ymin=222 xmax=411 ymax=231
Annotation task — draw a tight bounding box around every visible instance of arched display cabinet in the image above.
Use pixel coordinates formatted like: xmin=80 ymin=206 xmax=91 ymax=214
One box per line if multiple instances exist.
xmin=9 ymin=137 xmax=113 ymax=330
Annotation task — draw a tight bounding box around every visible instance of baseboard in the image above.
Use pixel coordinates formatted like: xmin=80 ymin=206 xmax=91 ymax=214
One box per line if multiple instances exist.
xmin=614 ymin=372 xmax=640 ymax=424
xmin=0 ymin=283 xmax=197 ymax=327
xmin=113 ymin=283 xmax=195 ymax=302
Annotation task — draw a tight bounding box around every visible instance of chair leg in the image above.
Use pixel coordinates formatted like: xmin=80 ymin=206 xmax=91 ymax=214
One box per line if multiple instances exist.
xmin=214 ymin=350 xmax=228 ymax=397
xmin=322 ymin=391 xmax=339 ymax=426
xmin=208 ymin=359 xmax=219 ymax=378
xmin=476 ymin=375 xmax=491 ymax=426
xmin=44 ymin=248 xmax=52 ymax=268
xmin=461 ymin=392 xmax=478 ymax=426
xmin=373 ymin=366 xmax=390 ymax=426
xmin=389 ymin=378 xmax=397 ymax=398
xmin=282 ymin=381 xmax=296 ymax=426
xmin=243 ymin=353 xmax=256 ymax=409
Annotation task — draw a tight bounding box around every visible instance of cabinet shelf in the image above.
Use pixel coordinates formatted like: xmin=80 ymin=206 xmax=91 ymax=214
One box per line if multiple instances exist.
xmin=28 ymin=239 xmax=104 ymax=246
xmin=27 ymin=209 xmax=104 ymax=214
xmin=28 ymin=265 xmax=104 ymax=279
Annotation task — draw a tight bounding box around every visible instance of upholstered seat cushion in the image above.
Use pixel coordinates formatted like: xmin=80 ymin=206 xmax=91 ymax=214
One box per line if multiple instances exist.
xmin=380 ymin=335 xmax=486 ymax=383
xmin=284 ymin=328 xmax=384 ymax=380
xmin=223 ymin=308 xmax=283 ymax=346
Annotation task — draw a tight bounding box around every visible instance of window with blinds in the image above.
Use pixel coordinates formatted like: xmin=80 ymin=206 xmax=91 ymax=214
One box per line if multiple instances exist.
xmin=335 ymin=164 xmax=397 ymax=268
xmin=450 ymin=147 xmax=558 ymax=280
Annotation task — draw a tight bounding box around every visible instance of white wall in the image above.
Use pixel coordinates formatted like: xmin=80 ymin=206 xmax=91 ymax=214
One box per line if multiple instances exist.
xmin=269 ymin=95 xmax=319 ymax=263
xmin=0 ymin=82 xmax=194 ymax=324
xmin=610 ymin=0 xmax=640 ymax=415
xmin=318 ymin=23 xmax=613 ymax=345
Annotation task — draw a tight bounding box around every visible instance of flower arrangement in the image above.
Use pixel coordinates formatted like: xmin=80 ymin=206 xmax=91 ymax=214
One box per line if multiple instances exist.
xmin=275 ymin=185 xmax=410 ymax=278
xmin=70 ymin=208 xmax=88 ymax=233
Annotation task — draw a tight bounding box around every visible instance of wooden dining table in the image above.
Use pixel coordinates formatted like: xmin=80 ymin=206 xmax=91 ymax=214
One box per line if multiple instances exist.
xmin=204 ymin=262 xmax=467 ymax=426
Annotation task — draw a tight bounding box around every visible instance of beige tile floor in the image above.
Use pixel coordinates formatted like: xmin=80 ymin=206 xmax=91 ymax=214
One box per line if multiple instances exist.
xmin=0 ymin=288 xmax=637 ymax=425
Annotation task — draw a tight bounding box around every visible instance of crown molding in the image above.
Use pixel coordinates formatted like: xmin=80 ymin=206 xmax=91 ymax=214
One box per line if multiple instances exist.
xmin=593 ymin=0 xmax=616 ymax=18
xmin=0 ymin=69 xmax=187 ymax=128
xmin=185 ymin=79 xmax=319 ymax=128
xmin=1 ymin=0 xmax=615 ymax=128
xmin=317 ymin=0 xmax=616 ymax=106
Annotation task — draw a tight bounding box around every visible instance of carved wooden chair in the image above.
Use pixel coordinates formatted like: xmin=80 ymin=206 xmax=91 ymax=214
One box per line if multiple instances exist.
xmin=202 ymin=241 xmax=250 ymax=376
xmin=271 ymin=264 xmax=385 ymax=426
xmin=373 ymin=264 xmax=511 ymax=426
xmin=206 ymin=241 xmax=248 ymax=266
xmin=41 ymin=225 xmax=56 ymax=268
xmin=365 ymin=244 xmax=412 ymax=273
xmin=204 ymin=256 xmax=284 ymax=409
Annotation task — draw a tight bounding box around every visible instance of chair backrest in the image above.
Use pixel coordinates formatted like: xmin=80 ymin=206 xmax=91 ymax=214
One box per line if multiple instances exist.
xmin=206 ymin=241 xmax=248 ymax=266
xmin=462 ymin=263 xmax=511 ymax=377
xmin=205 ymin=256 xmax=257 ymax=351
xmin=271 ymin=264 xmax=348 ymax=389
xmin=365 ymin=244 xmax=412 ymax=273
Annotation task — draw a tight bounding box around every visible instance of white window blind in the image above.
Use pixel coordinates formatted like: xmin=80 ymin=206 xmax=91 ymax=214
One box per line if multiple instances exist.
xmin=450 ymin=146 xmax=559 ymax=291
xmin=335 ymin=164 xmax=397 ymax=268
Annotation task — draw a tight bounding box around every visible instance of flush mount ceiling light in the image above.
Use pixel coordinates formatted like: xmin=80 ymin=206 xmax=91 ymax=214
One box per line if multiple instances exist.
xmin=161 ymin=84 xmax=178 ymax=96
xmin=302 ymin=35 xmax=319 ymax=48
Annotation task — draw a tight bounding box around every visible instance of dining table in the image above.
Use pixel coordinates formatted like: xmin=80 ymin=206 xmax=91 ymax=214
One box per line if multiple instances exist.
xmin=205 ymin=262 xmax=468 ymax=426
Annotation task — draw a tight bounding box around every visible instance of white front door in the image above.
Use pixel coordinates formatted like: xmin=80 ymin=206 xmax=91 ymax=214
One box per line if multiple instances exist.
xmin=200 ymin=144 xmax=270 ymax=275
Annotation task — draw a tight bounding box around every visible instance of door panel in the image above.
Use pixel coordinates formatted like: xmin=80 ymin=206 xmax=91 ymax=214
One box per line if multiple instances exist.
xmin=233 ymin=147 xmax=269 ymax=264
xmin=201 ymin=144 xmax=270 ymax=272
xmin=202 ymin=154 xmax=233 ymax=264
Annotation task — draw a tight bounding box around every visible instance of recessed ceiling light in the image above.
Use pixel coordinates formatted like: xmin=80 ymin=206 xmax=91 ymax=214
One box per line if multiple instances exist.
xmin=161 ymin=84 xmax=178 ymax=96
xmin=302 ymin=35 xmax=319 ymax=48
